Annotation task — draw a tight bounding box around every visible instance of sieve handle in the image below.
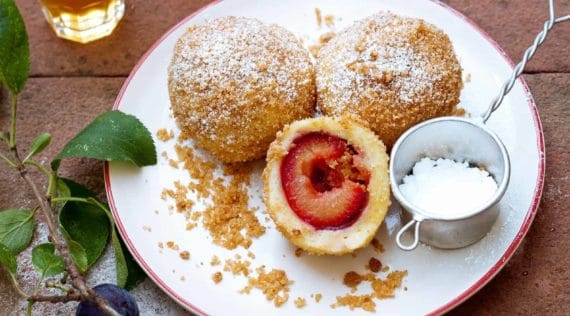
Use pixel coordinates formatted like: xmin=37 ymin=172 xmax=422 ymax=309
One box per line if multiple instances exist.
xmin=396 ymin=218 xmax=422 ymax=251
xmin=482 ymin=0 xmax=570 ymax=123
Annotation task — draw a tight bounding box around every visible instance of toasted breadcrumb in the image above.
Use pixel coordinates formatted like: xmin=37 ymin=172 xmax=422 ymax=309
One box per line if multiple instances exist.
xmin=202 ymin=163 xmax=266 ymax=249
xmin=315 ymin=293 xmax=323 ymax=303
xmin=212 ymin=272 xmax=223 ymax=284
xmin=371 ymin=238 xmax=385 ymax=253
xmin=343 ymin=271 xmax=363 ymax=289
xmin=315 ymin=8 xmax=322 ymax=27
xmin=368 ymin=257 xmax=382 ymax=273
xmin=294 ymin=297 xmax=307 ymax=308
xmin=333 ymin=294 xmax=376 ymax=312
xmin=309 ymin=31 xmax=337 ymax=58
xmin=372 ymin=271 xmax=408 ymax=299
xmin=169 ymin=17 xmax=315 ymax=163
xmin=166 ymin=241 xmax=179 ymax=251
xmin=324 ymin=15 xmax=335 ymax=27
xmin=179 ymin=251 xmax=190 ymax=260
xmin=320 ymin=31 xmax=336 ymax=44
xmin=161 ymin=181 xmax=194 ymax=213
xmin=317 ymin=12 xmax=463 ymax=147
xmin=156 ymin=128 xmax=174 ymax=141
xmin=294 ymin=248 xmax=303 ymax=257
xmin=335 ymin=269 xmax=408 ymax=312
xmin=244 ymin=267 xmax=293 ymax=307
xmin=454 ymin=107 xmax=467 ymax=117
xmin=224 ymin=259 xmax=251 ymax=277
xmin=161 ymin=143 xmax=266 ymax=250
xmin=210 ymin=256 xmax=221 ymax=266
xmin=168 ymin=159 xmax=179 ymax=168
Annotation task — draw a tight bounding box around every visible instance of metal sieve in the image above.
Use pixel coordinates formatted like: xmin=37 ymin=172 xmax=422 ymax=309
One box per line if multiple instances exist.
xmin=392 ymin=0 xmax=569 ymax=250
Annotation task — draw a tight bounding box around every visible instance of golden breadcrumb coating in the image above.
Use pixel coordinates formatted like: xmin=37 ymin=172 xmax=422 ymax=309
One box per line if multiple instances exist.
xmin=168 ymin=16 xmax=316 ymax=162
xmin=317 ymin=12 xmax=462 ymax=147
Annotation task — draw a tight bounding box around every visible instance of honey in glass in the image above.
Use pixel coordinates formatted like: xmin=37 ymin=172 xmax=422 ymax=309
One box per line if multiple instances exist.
xmin=39 ymin=0 xmax=125 ymax=43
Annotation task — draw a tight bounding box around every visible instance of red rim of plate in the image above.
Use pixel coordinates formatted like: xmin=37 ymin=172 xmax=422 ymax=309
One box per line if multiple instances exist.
xmin=104 ymin=1 xmax=546 ymax=315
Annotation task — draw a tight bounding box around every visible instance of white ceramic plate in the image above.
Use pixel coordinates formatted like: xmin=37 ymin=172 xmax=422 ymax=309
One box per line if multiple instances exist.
xmin=105 ymin=0 xmax=545 ymax=315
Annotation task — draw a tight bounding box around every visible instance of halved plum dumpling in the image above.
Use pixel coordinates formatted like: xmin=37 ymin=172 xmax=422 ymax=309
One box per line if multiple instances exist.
xmin=263 ymin=116 xmax=390 ymax=255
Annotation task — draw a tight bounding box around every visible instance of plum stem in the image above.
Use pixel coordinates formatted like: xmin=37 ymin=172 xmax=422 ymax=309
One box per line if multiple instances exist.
xmin=28 ymin=293 xmax=81 ymax=303
xmin=6 ymin=140 xmax=121 ymax=316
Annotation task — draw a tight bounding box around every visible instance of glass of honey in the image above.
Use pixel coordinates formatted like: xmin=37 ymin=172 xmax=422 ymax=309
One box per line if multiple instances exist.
xmin=39 ymin=0 xmax=125 ymax=43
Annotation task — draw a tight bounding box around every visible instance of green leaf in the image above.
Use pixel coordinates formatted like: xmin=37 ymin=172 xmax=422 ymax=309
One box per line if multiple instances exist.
xmin=61 ymin=233 xmax=88 ymax=272
xmin=122 ymin=237 xmax=146 ymax=290
xmin=78 ymin=182 xmax=146 ymax=289
xmin=111 ymin=229 xmax=145 ymax=290
xmin=56 ymin=178 xmax=145 ymax=288
xmin=58 ymin=179 xmax=109 ymax=272
xmin=56 ymin=178 xmax=87 ymax=271
xmin=31 ymin=243 xmax=64 ymax=277
xmin=0 ymin=243 xmax=16 ymax=275
xmin=52 ymin=111 xmax=157 ymax=170
xmin=23 ymin=133 xmax=51 ymax=162
xmin=111 ymin=230 xmax=128 ymax=288
xmin=0 ymin=0 xmax=29 ymax=95
xmin=0 ymin=209 xmax=33 ymax=254
xmin=55 ymin=177 xmax=71 ymax=200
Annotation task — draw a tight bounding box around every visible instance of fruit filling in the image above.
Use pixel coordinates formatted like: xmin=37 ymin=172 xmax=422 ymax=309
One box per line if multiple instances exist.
xmin=280 ymin=132 xmax=370 ymax=230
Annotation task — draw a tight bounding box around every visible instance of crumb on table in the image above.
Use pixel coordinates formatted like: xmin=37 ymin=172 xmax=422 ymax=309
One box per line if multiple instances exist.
xmin=324 ymin=14 xmax=335 ymax=27
xmin=315 ymin=293 xmax=323 ymax=303
xmin=166 ymin=241 xmax=179 ymax=251
xmin=368 ymin=257 xmax=382 ymax=273
xmin=243 ymin=267 xmax=293 ymax=307
xmin=294 ymin=297 xmax=307 ymax=308
xmin=371 ymin=238 xmax=385 ymax=253
xmin=332 ymin=294 xmax=376 ymax=312
xmin=224 ymin=259 xmax=251 ymax=277
xmin=210 ymin=255 xmax=221 ymax=266
xmin=179 ymin=251 xmax=190 ymax=261
xmin=335 ymin=269 xmax=408 ymax=312
xmin=343 ymin=271 xmax=364 ymax=289
xmin=160 ymin=143 xmax=266 ymax=251
xmin=156 ymin=128 xmax=174 ymax=141
xmin=212 ymin=272 xmax=223 ymax=284
xmin=315 ymin=8 xmax=322 ymax=27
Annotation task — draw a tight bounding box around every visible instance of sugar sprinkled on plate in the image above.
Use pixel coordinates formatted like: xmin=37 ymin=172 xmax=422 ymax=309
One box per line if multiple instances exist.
xmin=399 ymin=158 xmax=497 ymax=216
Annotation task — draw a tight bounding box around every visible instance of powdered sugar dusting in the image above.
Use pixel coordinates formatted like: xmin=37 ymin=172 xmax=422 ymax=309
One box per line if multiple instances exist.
xmin=168 ymin=16 xmax=315 ymax=162
xmin=319 ymin=12 xmax=450 ymax=107
xmin=317 ymin=11 xmax=462 ymax=146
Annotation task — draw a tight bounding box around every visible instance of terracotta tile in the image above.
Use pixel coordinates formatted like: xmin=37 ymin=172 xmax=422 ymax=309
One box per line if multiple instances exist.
xmin=15 ymin=0 xmax=569 ymax=77
xmin=450 ymin=73 xmax=570 ymax=315
xmin=444 ymin=0 xmax=570 ymax=72
xmin=16 ymin=0 xmax=213 ymax=76
xmin=0 ymin=78 xmax=124 ymax=211
xmin=1 ymin=0 xmax=569 ymax=313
